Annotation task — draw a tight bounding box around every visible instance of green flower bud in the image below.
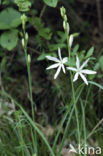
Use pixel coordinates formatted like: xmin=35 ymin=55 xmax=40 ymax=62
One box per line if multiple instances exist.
xmin=28 ymin=54 xmax=31 ymax=63
xmin=64 ymin=15 xmax=67 ymax=22
xmin=60 ymin=6 xmax=66 ymax=17
xmin=63 ymin=21 xmax=66 ymax=30
xmin=21 ymin=14 xmax=27 ymax=30
xmin=21 ymin=14 xmax=27 ymax=24
xmin=67 ymin=23 xmax=70 ymax=34
xmin=25 ymin=33 xmax=28 ymax=42
xmin=22 ymin=38 xmax=25 ymax=47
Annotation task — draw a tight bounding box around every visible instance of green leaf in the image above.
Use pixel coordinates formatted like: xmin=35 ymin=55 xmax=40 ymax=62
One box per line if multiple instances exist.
xmin=39 ymin=28 xmax=52 ymax=40
xmin=0 ymin=29 xmax=18 ymax=51
xmin=85 ymin=47 xmax=94 ymax=58
xmin=0 ymin=91 xmax=55 ymax=156
xmin=43 ymin=0 xmax=58 ymax=7
xmin=49 ymin=43 xmax=66 ymax=51
xmin=72 ymin=44 xmax=79 ymax=54
xmin=0 ymin=8 xmax=21 ymax=30
xmin=30 ymin=17 xmax=52 ymax=40
xmin=89 ymin=81 xmax=103 ymax=90
xmin=37 ymin=52 xmax=47 ymax=61
xmin=99 ymin=56 xmax=103 ymax=71
xmin=0 ymin=57 xmax=8 ymax=72
xmin=15 ymin=0 xmax=31 ymax=12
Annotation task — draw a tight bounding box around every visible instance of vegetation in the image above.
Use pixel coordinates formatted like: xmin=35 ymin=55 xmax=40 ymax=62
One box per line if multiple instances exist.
xmin=0 ymin=0 xmax=103 ymax=156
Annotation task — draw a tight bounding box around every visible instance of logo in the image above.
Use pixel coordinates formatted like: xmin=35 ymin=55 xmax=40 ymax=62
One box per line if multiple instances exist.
xmin=69 ymin=144 xmax=101 ymax=155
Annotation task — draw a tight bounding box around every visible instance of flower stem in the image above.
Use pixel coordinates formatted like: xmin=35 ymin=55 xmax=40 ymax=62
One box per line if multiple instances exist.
xmin=67 ymin=31 xmax=81 ymax=147
xmin=21 ymin=15 xmax=38 ymax=154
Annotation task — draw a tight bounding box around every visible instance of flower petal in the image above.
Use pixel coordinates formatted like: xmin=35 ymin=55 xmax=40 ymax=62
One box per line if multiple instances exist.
xmin=79 ymin=73 xmax=88 ymax=85
xmin=46 ymin=56 xmax=60 ymax=62
xmin=80 ymin=58 xmax=90 ymax=70
xmin=46 ymin=63 xmax=60 ymax=70
xmin=61 ymin=64 xmax=66 ymax=73
xmin=73 ymin=73 xmax=79 ymax=82
xmin=76 ymin=56 xmax=80 ymax=69
xmin=62 ymin=57 xmax=68 ymax=63
xmin=58 ymin=48 xmax=62 ymax=61
xmin=67 ymin=67 xmax=77 ymax=72
xmin=81 ymin=69 xmax=97 ymax=75
xmin=54 ymin=66 xmax=61 ymax=79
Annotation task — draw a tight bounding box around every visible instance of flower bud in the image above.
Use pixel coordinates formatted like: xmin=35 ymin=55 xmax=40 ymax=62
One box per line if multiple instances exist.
xmin=25 ymin=33 xmax=28 ymax=42
xmin=22 ymin=38 xmax=25 ymax=47
xmin=21 ymin=14 xmax=27 ymax=24
xmin=67 ymin=23 xmax=70 ymax=34
xmin=63 ymin=21 xmax=66 ymax=30
xmin=28 ymin=54 xmax=31 ymax=63
xmin=64 ymin=15 xmax=67 ymax=22
xmin=60 ymin=6 xmax=66 ymax=17
xmin=69 ymin=35 xmax=73 ymax=48
xmin=21 ymin=14 xmax=27 ymax=30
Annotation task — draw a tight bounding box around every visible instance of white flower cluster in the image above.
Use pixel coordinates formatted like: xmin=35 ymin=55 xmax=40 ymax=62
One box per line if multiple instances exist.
xmin=46 ymin=48 xmax=96 ymax=85
xmin=46 ymin=7 xmax=97 ymax=85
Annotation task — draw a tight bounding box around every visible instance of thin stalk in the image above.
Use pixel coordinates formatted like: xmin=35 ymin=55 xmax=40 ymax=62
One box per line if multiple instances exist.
xmin=57 ymin=104 xmax=75 ymax=156
xmin=57 ymin=85 xmax=84 ymax=155
xmin=81 ymin=99 xmax=86 ymax=156
xmin=70 ymin=73 xmax=80 ymax=145
xmin=20 ymin=126 xmax=25 ymax=156
xmin=24 ymin=48 xmax=34 ymax=121
xmin=53 ymin=83 xmax=84 ymax=154
xmin=22 ymin=20 xmax=37 ymax=154
xmin=67 ymin=30 xmax=81 ymax=147
xmin=1 ymin=91 xmax=55 ymax=156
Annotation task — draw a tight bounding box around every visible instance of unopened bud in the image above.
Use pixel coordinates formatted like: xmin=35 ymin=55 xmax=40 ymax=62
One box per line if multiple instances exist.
xmin=67 ymin=23 xmax=70 ymax=34
xmin=22 ymin=38 xmax=25 ymax=47
xmin=28 ymin=54 xmax=31 ymax=63
xmin=21 ymin=14 xmax=27 ymax=24
xmin=25 ymin=33 xmax=28 ymax=42
xmin=60 ymin=6 xmax=66 ymax=17
xmin=21 ymin=14 xmax=27 ymax=30
xmin=69 ymin=35 xmax=73 ymax=48
xmin=64 ymin=15 xmax=67 ymax=22
xmin=63 ymin=21 xmax=66 ymax=30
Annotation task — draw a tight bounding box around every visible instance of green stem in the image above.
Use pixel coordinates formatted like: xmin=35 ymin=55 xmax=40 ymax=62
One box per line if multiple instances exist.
xmin=81 ymin=99 xmax=86 ymax=156
xmin=67 ymin=30 xmax=81 ymax=148
xmin=24 ymin=48 xmax=34 ymax=121
xmin=70 ymin=73 xmax=80 ymax=145
xmin=22 ymin=21 xmax=37 ymax=154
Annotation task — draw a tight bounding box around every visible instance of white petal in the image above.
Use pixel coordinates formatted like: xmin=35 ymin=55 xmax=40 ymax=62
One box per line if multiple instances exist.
xmin=62 ymin=57 xmax=68 ymax=63
xmin=46 ymin=56 xmax=60 ymax=62
xmin=80 ymin=58 xmax=90 ymax=70
xmin=73 ymin=73 xmax=79 ymax=82
xmin=76 ymin=56 xmax=80 ymax=69
xmin=81 ymin=69 xmax=97 ymax=75
xmin=58 ymin=48 xmax=62 ymax=61
xmin=54 ymin=66 xmax=61 ymax=79
xmin=69 ymin=35 xmax=73 ymax=47
xmin=79 ymin=73 xmax=88 ymax=85
xmin=46 ymin=63 xmax=60 ymax=70
xmin=61 ymin=64 xmax=66 ymax=73
xmin=67 ymin=67 xmax=77 ymax=72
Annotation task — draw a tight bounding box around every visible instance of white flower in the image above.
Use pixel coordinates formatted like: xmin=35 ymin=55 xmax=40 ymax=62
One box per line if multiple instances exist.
xmin=67 ymin=56 xmax=97 ymax=85
xmin=46 ymin=48 xmax=68 ymax=79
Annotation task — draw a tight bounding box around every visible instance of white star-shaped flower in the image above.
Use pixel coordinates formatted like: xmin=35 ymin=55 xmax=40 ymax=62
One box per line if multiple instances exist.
xmin=46 ymin=48 xmax=68 ymax=79
xmin=67 ymin=56 xmax=97 ymax=85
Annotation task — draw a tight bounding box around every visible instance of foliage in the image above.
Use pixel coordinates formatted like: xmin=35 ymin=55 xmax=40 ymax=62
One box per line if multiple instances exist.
xmin=0 ymin=0 xmax=103 ymax=156
xmin=15 ymin=0 xmax=32 ymax=12
xmin=43 ymin=0 xmax=58 ymax=7
xmin=0 ymin=29 xmax=18 ymax=51
xmin=0 ymin=8 xmax=21 ymax=30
